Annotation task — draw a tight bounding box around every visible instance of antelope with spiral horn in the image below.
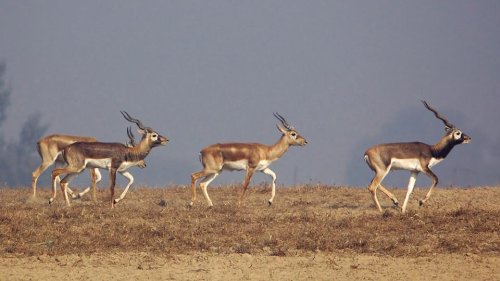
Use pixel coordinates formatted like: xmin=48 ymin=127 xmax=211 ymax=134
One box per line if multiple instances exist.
xmin=364 ymin=101 xmax=470 ymax=213
xmin=51 ymin=112 xmax=168 ymax=207
xmin=190 ymin=113 xmax=307 ymax=207
xmin=32 ymin=134 xmax=102 ymax=201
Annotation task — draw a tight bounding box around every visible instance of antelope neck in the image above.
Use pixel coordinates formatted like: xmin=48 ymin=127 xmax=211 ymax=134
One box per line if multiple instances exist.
xmin=126 ymin=141 xmax=151 ymax=161
xmin=431 ymin=136 xmax=455 ymax=159
xmin=267 ymin=135 xmax=290 ymax=160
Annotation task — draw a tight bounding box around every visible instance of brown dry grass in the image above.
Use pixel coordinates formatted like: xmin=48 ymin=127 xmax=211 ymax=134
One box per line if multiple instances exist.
xmin=0 ymin=185 xmax=499 ymax=280
xmin=1 ymin=184 xmax=499 ymax=257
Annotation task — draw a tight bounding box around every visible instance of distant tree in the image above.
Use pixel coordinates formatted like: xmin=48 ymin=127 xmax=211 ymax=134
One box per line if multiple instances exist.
xmin=9 ymin=113 xmax=49 ymax=185
xmin=0 ymin=62 xmax=48 ymax=186
xmin=19 ymin=112 xmax=48 ymax=149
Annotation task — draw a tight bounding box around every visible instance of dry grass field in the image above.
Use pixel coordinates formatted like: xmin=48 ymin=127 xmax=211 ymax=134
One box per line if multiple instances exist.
xmin=1 ymin=184 xmax=499 ymax=280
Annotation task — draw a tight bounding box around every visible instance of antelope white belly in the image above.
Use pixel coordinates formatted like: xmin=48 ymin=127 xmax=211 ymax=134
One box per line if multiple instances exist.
xmin=118 ymin=161 xmax=141 ymax=172
xmin=223 ymin=159 xmax=248 ymax=171
xmin=428 ymin=157 xmax=443 ymax=168
xmin=222 ymin=159 xmax=273 ymax=171
xmin=85 ymin=158 xmax=112 ymax=169
xmin=256 ymin=160 xmax=272 ymax=170
xmin=390 ymin=158 xmax=423 ymax=172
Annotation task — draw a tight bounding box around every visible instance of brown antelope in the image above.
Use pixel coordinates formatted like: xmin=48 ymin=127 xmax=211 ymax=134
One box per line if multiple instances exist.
xmin=364 ymin=101 xmax=471 ymax=213
xmin=32 ymin=134 xmax=102 ymax=201
xmin=51 ymin=112 xmax=168 ymax=207
xmin=190 ymin=113 xmax=307 ymax=207
xmin=34 ymin=129 xmax=144 ymax=203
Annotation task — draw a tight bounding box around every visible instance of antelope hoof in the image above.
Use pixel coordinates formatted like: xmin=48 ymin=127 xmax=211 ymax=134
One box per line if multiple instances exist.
xmin=268 ymin=200 xmax=272 ymax=206
xmin=419 ymin=200 xmax=424 ymax=207
xmin=393 ymin=200 xmax=399 ymax=206
xmin=48 ymin=198 xmax=54 ymax=205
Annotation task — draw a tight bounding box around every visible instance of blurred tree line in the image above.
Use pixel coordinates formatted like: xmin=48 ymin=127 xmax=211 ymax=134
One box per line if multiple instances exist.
xmin=0 ymin=62 xmax=48 ymax=186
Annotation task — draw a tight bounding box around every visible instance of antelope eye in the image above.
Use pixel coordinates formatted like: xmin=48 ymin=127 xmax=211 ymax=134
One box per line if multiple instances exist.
xmin=291 ymin=132 xmax=297 ymax=137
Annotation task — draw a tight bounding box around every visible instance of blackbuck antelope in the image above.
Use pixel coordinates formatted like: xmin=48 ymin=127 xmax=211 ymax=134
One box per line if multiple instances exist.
xmin=190 ymin=113 xmax=307 ymax=207
xmin=35 ymin=130 xmax=144 ymax=204
xmin=32 ymin=134 xmax=102 ymax=201
xmin=364 ymin=101 xmax=470 ymax=213
xmin=51 ymin=112 xmax=168 ymax=207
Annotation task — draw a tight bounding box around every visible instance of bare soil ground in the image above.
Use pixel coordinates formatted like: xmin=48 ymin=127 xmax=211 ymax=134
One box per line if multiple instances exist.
xmin=1 ymin=185 xmax=499 ymax=280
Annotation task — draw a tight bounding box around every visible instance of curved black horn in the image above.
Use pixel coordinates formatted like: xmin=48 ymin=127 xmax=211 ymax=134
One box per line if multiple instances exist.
xmin=121 ymin=111 xmax=146 ymax=130
xmin=273 ymin=112 xmax=294 ymax=130
xmin=126 ymin=126 xmax=136 ymax=146
xmin=421 ymin=100 xmax=455 ymax=128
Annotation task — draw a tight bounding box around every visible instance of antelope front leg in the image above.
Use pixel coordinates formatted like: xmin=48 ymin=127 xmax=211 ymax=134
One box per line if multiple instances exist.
xmin=113 ymin=171 xmax=134 ymax=205
xmin=50 ymin=167 xmax=70 ymax=204
xmin=239 ymin=168 xmax=255 ymax=206
xmin=419 ymin=168 xmax=439 ymax=207
xmin=49 ymin=174 xmax=60 ymax=204
xmin=262 ymin=168 xmax=277 ymax=206
xmin=66 ymin=186 xmax=89 ymax=199
xmin=109 ymin=168 xmax=117 ymax=208
xmin=402 ymin=172 xmax=418 ymax=213
xmin=59 ymin=173 xmax=80 ymax=206
xmin=76 ymin=187 xmax=91 ymax=199
xmin=61 ymin=182 xmax=71 ymax=207
xmin=67 ymin=168 xmax=102 ymax=200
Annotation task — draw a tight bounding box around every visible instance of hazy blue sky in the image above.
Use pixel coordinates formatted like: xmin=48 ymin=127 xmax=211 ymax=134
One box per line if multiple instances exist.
xmin=1 ymin=1 xmax=499 ymax=188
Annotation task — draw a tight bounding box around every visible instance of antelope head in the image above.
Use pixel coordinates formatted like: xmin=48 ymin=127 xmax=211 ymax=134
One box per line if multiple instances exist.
xmin=120 ymin=111 xmax=169 ymax=147
xmin=421 ymin=100 xmax=471 ymax=145
xmin=273 ymin=112 xmax=307 ymax=146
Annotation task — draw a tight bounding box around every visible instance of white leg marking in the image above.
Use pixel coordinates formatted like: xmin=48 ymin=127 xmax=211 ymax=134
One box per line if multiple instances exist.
xmin=58 ymin=173 xmax=78 ymax=207
xmin=402 ymin=172 xmax=418 ymax=213
xmin=62 ymin=170 xmax=86 ymax=205
xmin=114 ymin=171 xmax=134 ymax=204
xmin=67 ymin=169 xmax=100 ymax=200
xmin=50 ymin=175 xmax=61 ymax=203
xmin=200 ymin=173 xmax=218 ymax=207
xmin=62 ymin=183 xmax=70 ymax=206
xmin=94 ymin=168 xmax=102 ymax=183
xmin=77 ymin=187 xmax=91 ymax=198
xmin=262 ymin=168 xmax=277 ymax=204
xmin=67 ymin=186 xmax=78 ymax=199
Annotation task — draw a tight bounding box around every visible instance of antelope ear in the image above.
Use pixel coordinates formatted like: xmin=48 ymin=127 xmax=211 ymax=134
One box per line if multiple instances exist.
xmin=445 ymin=126 xmax=453 ymax=132
xmin=137 ymin=128 xmax=146 ymax=135
xmin=276 ymin=124 xmax=288 ymax=134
